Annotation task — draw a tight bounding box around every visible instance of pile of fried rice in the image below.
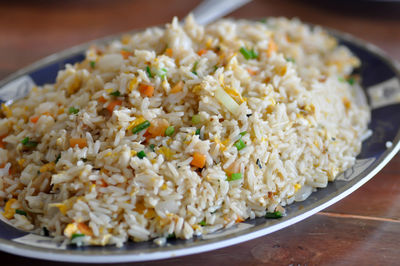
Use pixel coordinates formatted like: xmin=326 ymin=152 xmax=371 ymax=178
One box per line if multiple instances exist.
xmin=0 ymin=16 xmax=370 ymax=246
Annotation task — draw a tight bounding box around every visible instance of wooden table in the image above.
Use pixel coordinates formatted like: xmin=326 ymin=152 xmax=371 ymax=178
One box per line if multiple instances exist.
xmin=0 ymin=0 xmax=399 ymax=265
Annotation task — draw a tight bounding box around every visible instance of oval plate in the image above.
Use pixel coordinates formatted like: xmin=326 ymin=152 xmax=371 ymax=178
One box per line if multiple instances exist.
xmin=0 ymin=22 xmax=399 ymax=263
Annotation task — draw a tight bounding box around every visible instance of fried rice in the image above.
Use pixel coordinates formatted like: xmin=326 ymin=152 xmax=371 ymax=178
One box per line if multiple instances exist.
xmin=0 ymin=16 xmax=370 ymax=246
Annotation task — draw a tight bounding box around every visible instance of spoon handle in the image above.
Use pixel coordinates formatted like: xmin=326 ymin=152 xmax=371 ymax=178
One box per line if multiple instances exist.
xmin=190 ymin=0 xmax=252 ymax=25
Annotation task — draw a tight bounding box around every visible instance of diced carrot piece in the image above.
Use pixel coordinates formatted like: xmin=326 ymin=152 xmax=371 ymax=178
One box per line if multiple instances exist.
xmin=42 ymin=112 xmax=52 ymax=117
xmin=77 ymin=222 xmax=93 ymax=236
xmin=139 ymin=84 xmax=154 ymax=97
xmin=106 ymin=100 xmax=123 ymax=112
xmin=165 ymin=48 xmax=173 ymax=57
xmin=99 ymin=179 xmax=108 ymax=187
xmin=247 ymin=68 xmax=257 ymax=75
xmin=148 ymin=118 xmax=169 ymax=137
xmin=191 ymin=152 xmax=206 ymax=168
xmin=69 ymin=138 xmax=87 ymax=149
xmin=171 ymin=81 xmax=184 ymax=94
xmin=98 ymin=96 xmax=107 ymax=103
xmin=30 ymin=116 xmax=40 ymax=123
xmin=0 ymin=135 xmax=6 ymax=148
xmin=267 ymin=39 xmax=278 ymax=57
xmin=236 ymin=217 xmax=244 ymax=223
xmin=120 ymin=50 xmax=133 ymax=59
xmin=197 ymin=49 xmax=208 ymax=56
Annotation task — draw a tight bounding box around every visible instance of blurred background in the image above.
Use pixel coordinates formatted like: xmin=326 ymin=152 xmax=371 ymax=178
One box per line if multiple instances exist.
xmin=0 ymin=0 xmax=399 ymax=265
xmin=0 ymin=0 xmax=399 ymax=80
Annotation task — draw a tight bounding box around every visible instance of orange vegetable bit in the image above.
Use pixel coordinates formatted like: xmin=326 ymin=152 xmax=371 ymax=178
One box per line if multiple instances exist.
xmin=139 ymin=84 xmax=154 ymax=98
xmin=197 ymin=49 xmax=208 ymax=56
xmin=190 ymin=152 xmax=206 ymax=168
xmin=69 ymin=138 xmax=87 ymax=149
xmin=77 ymin=222 xmax=93 ymax=236
xmin=165 ymin=48 xmax=173 ymax=57
xmin=106 ymin=100 xmax=123 ymax=113
xmin=235 ymin=217 xmax=244 ymax=223
xmin=171 ymin=81 xmax=184 ymax=94
xmin=30 ymin=116 xmax=40 ymax=123
xmin=247 ymin=68 xmax=257 ymax=76
xmin=267 ymin=39 xmax=278 ymax=57
xmin=147 ymin=118 xmax=169 ymax=137
xmin=120 ymin=50 xmax=133 ymax=59
xmin=0 ymin=135 xmax=7 ymax=149
xmin=98 ymin=96 xmax=107 ymax=103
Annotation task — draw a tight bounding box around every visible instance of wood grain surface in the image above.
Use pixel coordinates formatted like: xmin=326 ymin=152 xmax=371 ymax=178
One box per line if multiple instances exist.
xmin=0 ymin=0 xmax=399 ymax=265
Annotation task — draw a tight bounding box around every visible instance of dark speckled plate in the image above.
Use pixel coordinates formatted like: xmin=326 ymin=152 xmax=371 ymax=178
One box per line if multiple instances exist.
xmin=0 ymin=22 xmax=399 ymax=263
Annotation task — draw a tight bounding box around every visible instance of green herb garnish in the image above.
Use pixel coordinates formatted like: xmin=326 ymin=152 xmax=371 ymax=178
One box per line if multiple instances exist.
xmin=21 ymin=137 xmax=38 ymax=148
xmin=286 ymin=58 xmax=295 ymax=63
xmin=157 ymin=68 xmax=168 ymax=79
xmin=165 ymin=126 xmax=175 ymax=136
xmin=228 ymin=173 xmax=242 ymax=181
xmin=167 ymin=233 xmax=176 ymax=239
xmin=234 ymin=139 xmax=246 ymax=151
xmin=68 ymin=107 xmax=79 ymax=114
xmin=192 ymin=61 xmax=199 ymax=75
xmin=192 ymin=114 xmax=201 ymax=124
xmin=137 ymin=150 xmax=146 ymax=159
xmin=132 ymin=120 xmax=151 ymax=134
xmin=110 ymin=90 xmax=121 ymax=96
xmin=90 ymin=61 xmax=96 ymax=69
xmin=199 ymin=220 xmax=207 ymax=226
xmin=240 ymin=47 xmax=258 ymax=60
xmin=239 ymin=131 xmax=247 ymax=136
xmin=149 ymin=144 xmax=155 ymax=152
xmin=15 ymin=209 xmax=27 ymax=216
xmin=195 ymin=128 xmax=201 ymax=135
xmin=265 ymin=211 xmax=283 ymax=219
xmin=146 ymin=66 xmax=153 ymax=78
xmin=71 ymin=233 xmax=85 ymax=240
xmin=347 ymin=77 xmax=355 ymax=85
xmin=55 ymin=154 xmax=61 ymax=163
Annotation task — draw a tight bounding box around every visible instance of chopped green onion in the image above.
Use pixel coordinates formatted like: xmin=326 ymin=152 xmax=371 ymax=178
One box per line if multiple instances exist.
xmin=265 ymin=211 xmax=283 ymax=219
xmin=167 ymin=233 xmax=176 ymax=239
xmin=259 ymin=18 xmax=267 ymax=23
xmin=146 ymin=66 xmax=153 ymax=78
xmin=229 ymin=173 xmax=242 ymax=181
xmin=157 ymin=68 xmax=168 ymax=79
xmin=347 ymin=77 xmax=355 ymax=85
xmin=165 ymin=126 xmax=175 ymax=136
xmin=192 ymin=114 xmax=201 ymax=124
xmin=21 ymin=137 xmax=38 ymax=148
xmin=15 ymin=209 xmax=27 ymax=216
xmin=240 ymin=47 xmax=258 ymax=60
xmin=338 ymin=77 xmax=345 ymax=83
xmin=215 ymin=87 xmax=240 ymax=115
xmin=239 ymin=131 xmax=247 ymax=136
xmin=90 ymin=61 xmax=96 ymax=69
xmin=234 ymin=139 xmax=246 ymax=151
xmin=55 ymin=154 xmax=61 ymax=163
xmin=71 ymin=233 xmax=85 ymax=240
xmin=137 ymin=150 xmax=146 ymax=159
xmin=43 ymin=227 xmax=50 ymax=237
xmin=132 ymin=120 xmax=151 ymax=134
xmin=109 ymin=90 xmax=121 ymax=96
xmin=286 ymin=58 xmax=295 ymax=63
xmin=195 ymin=128 xmax=201 ymax=135
xmin=199 ymin=220 xmax=207 ymax=226
xmin=149 ymin=144 xmax=155 ymax=152
xmin=214 ymin=65 xmax=219 ymax=71
xmin=192 ymin=61 xmax=199 ymax=75
xmin=68 ymin=107 xmax=79 ymax=114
